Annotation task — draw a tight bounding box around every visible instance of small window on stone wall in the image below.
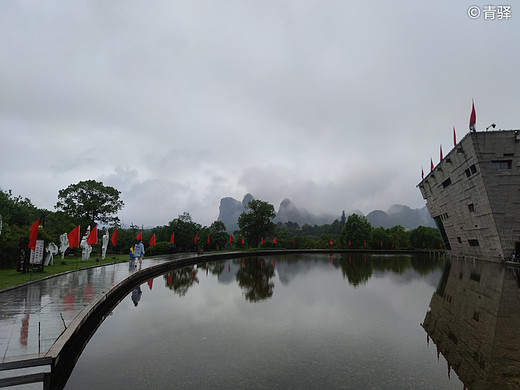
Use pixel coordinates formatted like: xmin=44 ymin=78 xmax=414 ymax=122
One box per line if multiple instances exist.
xmin=492 ymin=160 xmax=512 ymax=170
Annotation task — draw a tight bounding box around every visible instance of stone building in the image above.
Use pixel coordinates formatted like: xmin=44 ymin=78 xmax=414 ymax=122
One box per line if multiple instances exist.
xmin=418 ymin=130 xmax=520 ymax=262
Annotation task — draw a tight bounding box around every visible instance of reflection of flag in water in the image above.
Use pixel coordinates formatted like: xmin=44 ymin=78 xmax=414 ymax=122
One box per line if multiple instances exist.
xmin=20 ymin=314 xmax=29 ymax=346
xmin=430 ymin=158 xmax=434 ymax=172
xmin=440 ymin=145 xmax=443 ymax=161
xmin=64 ymin=293 xmax=75 ymax=311
xmin=147 ymin=279 xmax=153 ymax=290
xmin=20 ymin=313 xmax=29 ymax=345
xmin=68 ymin=226 xmax=80 ymax=248
xmin=421 ymin=167 xmax=424 ymax=180
xmin=87 ymin=226 xmax=98 ymax=245
xmin=168 ymin=274 xmax=172 ymax=286
xmin=83 ymin=285 xmax=93 ymax=301
xmin=111 ymin=229 xmax=117 ymax=246
xmin=28 ymin=219 xmax=39 ymax=251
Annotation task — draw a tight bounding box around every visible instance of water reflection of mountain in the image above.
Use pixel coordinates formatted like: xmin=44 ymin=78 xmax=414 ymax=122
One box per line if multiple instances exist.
xmin=422 ymin=260 xmax=520 ymax=389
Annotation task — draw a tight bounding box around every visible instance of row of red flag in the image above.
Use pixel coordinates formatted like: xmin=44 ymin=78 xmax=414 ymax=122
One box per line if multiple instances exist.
xmin=29 ymin=221 xmax=439 ymax=252
xmin=28 ymin=222 xmax=283 ymax=251
xmin=421 ymin=101 xmax=477 ymax=180
xmin=28 ymin=222 xmax=118 ymax=251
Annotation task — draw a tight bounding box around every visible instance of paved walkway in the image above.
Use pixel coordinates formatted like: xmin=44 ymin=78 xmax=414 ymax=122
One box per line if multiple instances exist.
xmin=0 ymin=256 xmax=184 ymax=364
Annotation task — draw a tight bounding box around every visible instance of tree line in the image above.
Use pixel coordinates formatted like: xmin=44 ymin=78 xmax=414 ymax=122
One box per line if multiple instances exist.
xmin=0 ymin=181 xmax=443 ymax=268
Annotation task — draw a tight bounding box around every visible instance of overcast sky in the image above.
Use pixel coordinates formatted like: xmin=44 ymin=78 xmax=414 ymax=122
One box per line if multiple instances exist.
xmin=1 ymin=1 xmax=518 ymax=227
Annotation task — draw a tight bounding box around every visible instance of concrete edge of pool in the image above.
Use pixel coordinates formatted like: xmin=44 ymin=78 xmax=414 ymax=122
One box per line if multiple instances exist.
xmin=0 ymin=249 xmax=440 ymax=389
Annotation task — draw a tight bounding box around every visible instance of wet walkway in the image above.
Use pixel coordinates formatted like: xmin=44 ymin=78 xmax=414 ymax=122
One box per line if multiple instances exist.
xmin=0 ymin=256 xmax=182 ymax=364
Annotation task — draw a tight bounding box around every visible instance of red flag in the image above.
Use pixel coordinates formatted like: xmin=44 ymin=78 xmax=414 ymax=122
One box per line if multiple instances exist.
xmin=111 ymin=229 xmax=117 ymax=246
xmin=273 ymin=237 xmax=277 ymax=245
xmin=469 ymin=100 xmax=476 ymax=131
xmin=87 ymin=226 xmax=98 ymax=245
xmin=170 ymin=232 xmax=175 ymax=243
xmin=194 ymin=234 xmax=198 ymax=244
xmin=430 ymin=158 xmax=434 ymax=172
xmin=241 ymin=237 xmax=244 ymax=244
xmin=136 ymin=232 xmax=142 ymax=240
xmin=147 ymin=279 xmax=153 ymax=290
xmin=261 ymin=237 xmax=263 ymax=245
xmin=421 ymin=167 xmax=424 ymax=180
xmin=229 ymin=236 xmax=232 ymax=243
xmin=440 ymin=145 xmax=443 ymax=161
xmin=68 ymin=226 xmax=80 ymax=248
xmin=453 ymin=126 xmax=457 ymax=147
xmin=28 ymin=219 xmax=39 ymax=251
xmin=150 ymin=233 xmax=156 ymax=246
xmin=207 ymin=235 xmax=210 ymax=245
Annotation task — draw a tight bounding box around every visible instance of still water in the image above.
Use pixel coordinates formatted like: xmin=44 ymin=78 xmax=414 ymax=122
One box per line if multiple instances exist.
xmin=63 ymin=253 xmax=516 ymax=389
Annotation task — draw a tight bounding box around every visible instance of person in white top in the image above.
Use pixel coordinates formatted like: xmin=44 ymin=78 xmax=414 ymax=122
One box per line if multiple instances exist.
xmin=134 ymin=240 xmax=145 ymax=266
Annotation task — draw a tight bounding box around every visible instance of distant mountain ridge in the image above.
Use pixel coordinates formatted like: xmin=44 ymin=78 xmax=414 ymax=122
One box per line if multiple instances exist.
xmin=217 ymin=194 xmax=435 ymax=232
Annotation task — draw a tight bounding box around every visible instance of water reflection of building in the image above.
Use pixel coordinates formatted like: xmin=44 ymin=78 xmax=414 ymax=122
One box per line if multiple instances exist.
xmin=422 ymin=260 xmax=520 ymax=389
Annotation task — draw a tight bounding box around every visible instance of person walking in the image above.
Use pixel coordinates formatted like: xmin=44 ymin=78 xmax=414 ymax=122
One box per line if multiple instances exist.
xmin=134 ymin=239 xmax=145 ymax=267
xmin=129 ymin=245 xmax=136 ymax=270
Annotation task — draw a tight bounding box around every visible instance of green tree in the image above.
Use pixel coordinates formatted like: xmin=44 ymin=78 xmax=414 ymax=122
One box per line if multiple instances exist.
xmin=207 ymin=220 xmax=228 ymax=250
xmin=0 ymin=189 xmax=41 ymax=267
xmin=370 ymin=227 xmax=390 ymax=249
xmin=386 ymin=225 xmax=410 ymax=249
xmin=55 ymin=180 xmax=124 ymax=227
xmin=339 ymin=214 xmax=372 ymax=249
xmin=167 ymin=212 xmax=201 ymax=252
xmin=237 ymin=199 xmax=276 ymax=247
xmin=409 ymin=226 xmax=442 ymax=249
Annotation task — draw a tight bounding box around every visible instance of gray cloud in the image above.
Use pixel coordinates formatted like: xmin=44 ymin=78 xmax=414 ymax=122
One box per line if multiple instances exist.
xmin=1 ymin=1 xmax=518 ymax=227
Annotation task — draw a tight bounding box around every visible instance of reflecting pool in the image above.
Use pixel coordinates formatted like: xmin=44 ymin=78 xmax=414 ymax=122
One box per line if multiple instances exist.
xmin=65 ymin=253 xmax=466 ymax=389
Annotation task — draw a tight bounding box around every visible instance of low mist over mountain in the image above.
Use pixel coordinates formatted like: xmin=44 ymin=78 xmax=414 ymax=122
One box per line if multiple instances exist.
xmin=365 ymin=204 xmax=435 ymax=230
xmin=217 ymin=194 xmax=435 ymax=232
